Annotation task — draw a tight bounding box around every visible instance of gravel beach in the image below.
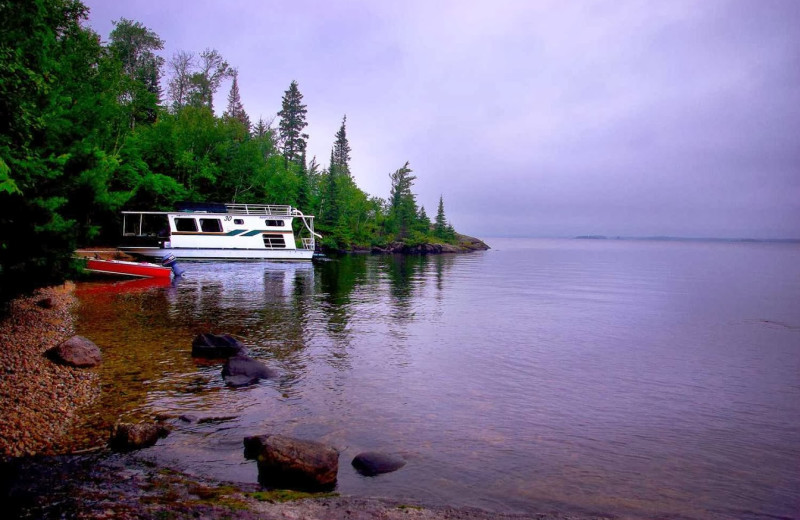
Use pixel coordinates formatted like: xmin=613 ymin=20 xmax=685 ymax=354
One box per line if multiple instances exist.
xmin=0 ymin=283 xmax=99 ymax=458
xmin=0 ymin=284 xmax=617 ymax=520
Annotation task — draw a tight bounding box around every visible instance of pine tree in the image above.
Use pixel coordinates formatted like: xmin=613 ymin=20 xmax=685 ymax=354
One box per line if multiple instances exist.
xmin=297 ymin=150 xmax=310 ymax=210
xmin=224 ymin=71 xmax=250 ymax=131
xmin=434 ymin=195 xmax=447 ymax=238
xmin=331 ymin=115 xmax=351 ymax=177
xmin=277 ymin=80 xmax=308 ymax=167
xmin=388 ymin=162 xmax=418 ymax=240
xmin=252 ymin=117 xmax=269 ymax=138
xmin=416 ymin=205 xmax=432 ymax=235
xmin=322 ymin=150 xmax=339 ymax=228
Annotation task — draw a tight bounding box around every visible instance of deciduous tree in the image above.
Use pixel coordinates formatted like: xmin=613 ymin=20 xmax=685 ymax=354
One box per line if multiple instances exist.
xmin=108 ymin=18 xmax=164 ymax=125
xmin=167 ymin=50 xmax=193 ymax=111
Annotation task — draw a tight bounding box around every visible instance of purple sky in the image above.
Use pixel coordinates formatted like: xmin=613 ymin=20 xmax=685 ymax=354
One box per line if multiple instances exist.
xmin=83 ymin=0 xmax=800 ymax=239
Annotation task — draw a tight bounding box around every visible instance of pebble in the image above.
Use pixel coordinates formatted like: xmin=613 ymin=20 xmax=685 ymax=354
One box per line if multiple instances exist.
xmin=0 ymin=283 xmax=100 ymax=458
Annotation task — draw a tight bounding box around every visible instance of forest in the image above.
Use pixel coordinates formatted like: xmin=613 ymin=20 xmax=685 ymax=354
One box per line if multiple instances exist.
xmin=0 ymin=0 xmax=462 ymax=301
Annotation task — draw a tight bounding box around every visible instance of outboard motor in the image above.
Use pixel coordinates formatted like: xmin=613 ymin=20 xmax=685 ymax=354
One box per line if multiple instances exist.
xmin=161 ymin=254 xmax=185 ymax=277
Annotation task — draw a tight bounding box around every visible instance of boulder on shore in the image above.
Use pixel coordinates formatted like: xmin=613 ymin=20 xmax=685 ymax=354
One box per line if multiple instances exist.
xmin=248 ymin=434 xmax=339 ymax=490
xmin=243 ymin=434 xmax=270 ymax=460
xmin=109 ymin=422 xmax=170 ymax=452
xmin=46 ymin=335 xmax=101 ymax=368
xmin=222 ymin=354 xmax=278 ymax=387
xmin=191 ymin=333 xmax=247 ymax=358
xmin=352 ymin=451 xmax=406 ymax=476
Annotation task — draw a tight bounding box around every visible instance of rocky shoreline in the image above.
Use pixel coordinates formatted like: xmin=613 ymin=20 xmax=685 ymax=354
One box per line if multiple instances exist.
xmin=0 ymin=284 xmax=613 ymax=520
xmin=0 ymin=284 xmax=99 ymax=458
xmin=337 ymin=233 xmax=491 ymax=255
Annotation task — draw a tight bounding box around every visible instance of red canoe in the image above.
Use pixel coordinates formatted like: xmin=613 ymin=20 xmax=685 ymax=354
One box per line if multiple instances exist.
xmin=85 ymin=258 xmax=172 ymax=279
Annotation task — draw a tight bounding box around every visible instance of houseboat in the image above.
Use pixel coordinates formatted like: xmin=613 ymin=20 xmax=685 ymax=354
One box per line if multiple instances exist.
xmin=118 ymin=203 xmax=320 ymax=261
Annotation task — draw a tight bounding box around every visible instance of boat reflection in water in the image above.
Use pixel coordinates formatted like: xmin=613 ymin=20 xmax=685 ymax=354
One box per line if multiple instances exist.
xmin=75 ymin=275 xmax=174 ymax=296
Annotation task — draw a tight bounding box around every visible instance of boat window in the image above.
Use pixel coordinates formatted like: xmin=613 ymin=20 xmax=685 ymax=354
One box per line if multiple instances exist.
xmin=174 ymin=218 xmax=197 ymax=232
xmin=200 ymin=218 xmax=223 ymax=232
xmin=264 ymin=219 xmax=284 ymax=227
xmin=262 ymin=234 xmax=286 ymax=249
xmin=234 ymin=219 xmax=244 ymax=225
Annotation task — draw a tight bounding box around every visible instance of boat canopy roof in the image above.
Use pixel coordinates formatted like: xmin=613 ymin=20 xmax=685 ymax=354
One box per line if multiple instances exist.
xmin=122 ymin=203 xmax=305 ymax=217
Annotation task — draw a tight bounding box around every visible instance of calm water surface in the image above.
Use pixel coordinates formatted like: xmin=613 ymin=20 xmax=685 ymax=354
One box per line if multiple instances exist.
xmin=73 ymin=238 xmax=800 ymax=519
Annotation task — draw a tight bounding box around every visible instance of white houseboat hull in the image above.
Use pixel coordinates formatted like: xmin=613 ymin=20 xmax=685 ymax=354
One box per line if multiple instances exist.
xmin=121 ymin=246 xmax=315 ymax=261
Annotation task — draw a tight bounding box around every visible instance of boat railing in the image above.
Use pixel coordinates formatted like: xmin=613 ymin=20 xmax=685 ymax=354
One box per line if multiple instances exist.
xmin=301 ymin=237 xmax=315 ymax=250
xmin=225 ymin=204 xmax=293 ymax=216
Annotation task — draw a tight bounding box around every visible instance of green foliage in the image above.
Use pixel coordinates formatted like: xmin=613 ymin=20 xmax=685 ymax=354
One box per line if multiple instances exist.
xmin=0 ymin=4 xmax=466 ymax=303
xmin=108 ymin=17 xmax=164 ymax=125
xmin=434 ymin=195 xmax=454 ymax=241
xmin=249 ymin=490 xmax=338 ymax=503
xmin=0 ymin=158 xmax=20 ymax=194
xmin=0 ymin=0 xmax=119 ymax=299
xmin=223 ymin=71 xmax=250 ymax=131
xmin=331 ymin=115 xmax=351 ymax=176
xmin=277 ymin=80 xmax=308 ymax=167
xmin=387 ymin=161 xmax=417 ymax=240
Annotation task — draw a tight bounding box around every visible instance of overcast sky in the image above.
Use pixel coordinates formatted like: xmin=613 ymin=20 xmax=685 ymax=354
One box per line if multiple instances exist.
xmin=83 ymin=0 xmax=800 ymax=239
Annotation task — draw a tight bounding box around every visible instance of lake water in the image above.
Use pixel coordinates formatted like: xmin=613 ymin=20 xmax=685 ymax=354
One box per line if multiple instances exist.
xmin=73 ymin=238 xmax=800 ymax=519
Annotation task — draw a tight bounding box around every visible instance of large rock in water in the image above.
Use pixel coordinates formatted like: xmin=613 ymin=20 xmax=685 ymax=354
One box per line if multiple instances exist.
xmin=251 ymin=435 xmax=338 ymax=490
xmin=222 ymin=355 xmax=278 ymax=387
xmin=46 ymin=335 xmax=101 ymax=368
xmin=109 ymin=422 xmax=169 ymax=452
xmin=191 ymin=333 xmax=247 ymax=358
xmin=352 ymin=451 xmax=406 ymax=476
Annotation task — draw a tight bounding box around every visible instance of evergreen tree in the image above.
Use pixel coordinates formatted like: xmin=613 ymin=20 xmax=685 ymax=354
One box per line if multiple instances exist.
xmin=388 ymin=162 xmax=418 ymax=240
xmin=277 ymin=80 xmax=308 ymax=167
xmin=434 ymin=195 xmax=447 ymax=238
xmin=224 ymin=70 xmax=250 ymax=131
xmin=331 ymin=115 xmax=351 ymax=176
xmin=252 ymin=117 xmax=269 ymax=138
xmin=321 ymin=150 xmax=339 ymax=229
xmin=416 ymin=205 xmax=431 ymax=234
xmin=296 ymin=150 xmax=310 ymax=210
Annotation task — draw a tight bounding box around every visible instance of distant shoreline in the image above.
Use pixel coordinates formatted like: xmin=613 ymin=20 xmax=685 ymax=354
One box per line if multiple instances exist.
xmin=572 ymin=235 xmax=800 ymax=243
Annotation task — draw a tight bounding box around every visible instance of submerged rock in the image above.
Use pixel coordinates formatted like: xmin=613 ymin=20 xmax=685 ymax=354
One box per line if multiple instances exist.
xmin=109 ymin=422 xmax=170 ymax=452
xmin=222 ymin=355 xmax=277 ymax=387
xmin=251 ymin=434 xmax=339 ymax=490
xmin=191 ymin=333 xmax=247 ymax=358
xmin=352 ymin=451 xmax=406 ymax=476
xmin=46 ymin=335 xmax=101 ymax=368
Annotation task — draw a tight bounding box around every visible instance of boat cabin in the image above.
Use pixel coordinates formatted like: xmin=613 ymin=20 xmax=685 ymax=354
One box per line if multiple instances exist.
xmin=119 ymin=203 xmax=319 ymax=261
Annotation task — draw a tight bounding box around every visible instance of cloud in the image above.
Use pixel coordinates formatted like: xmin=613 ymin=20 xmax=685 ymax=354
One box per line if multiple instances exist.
xmin=84 ymin=0 xmax=800 ymax=238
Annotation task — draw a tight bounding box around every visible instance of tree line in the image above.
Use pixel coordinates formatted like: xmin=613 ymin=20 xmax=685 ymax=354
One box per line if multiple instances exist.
xmin=0 ymin=0 xmax=459 ymax=301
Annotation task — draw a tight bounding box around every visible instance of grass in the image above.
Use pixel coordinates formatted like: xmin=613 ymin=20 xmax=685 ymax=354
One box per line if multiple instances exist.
xmin=397 ymin=504 xmax=424 ymax=510
xmin=249 ymin=489 xmax=339 ymax=503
